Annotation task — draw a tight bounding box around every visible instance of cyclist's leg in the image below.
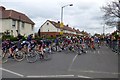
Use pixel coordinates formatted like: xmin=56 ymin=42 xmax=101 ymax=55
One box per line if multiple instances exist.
xmin=8 ymin=47 xmax=14 ymax=58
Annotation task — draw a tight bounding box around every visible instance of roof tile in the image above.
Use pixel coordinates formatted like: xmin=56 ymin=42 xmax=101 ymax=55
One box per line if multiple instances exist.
xmin=48 ymin=20 xmax=76 ymax=32
xmin=0 ymin=6 xmax=34 ymax=25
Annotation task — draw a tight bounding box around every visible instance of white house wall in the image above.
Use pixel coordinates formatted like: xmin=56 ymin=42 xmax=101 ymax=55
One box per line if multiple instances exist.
xmin=20 ymin=23 xmax=34 ymax=36
xmin=40 ymin=21 xmax=59 ymax=32
xmin=1 ymin=19 xmax=34 ymax=36
xmin=40 ymin=20 xmax=78 ymax=35
xmin=1 ymin=19 xmax=15 ymax=34
xmin=0 ymin=19 xmax=2 ymax=33
xmin=0 ymin=19 xmax=2 ymax=38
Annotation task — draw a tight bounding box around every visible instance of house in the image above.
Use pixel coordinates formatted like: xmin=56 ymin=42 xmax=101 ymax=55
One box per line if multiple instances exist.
xmin=39 ymin=20 xmax=82 ymax=37
xmin=0 ymin=6 xmax=35 ymax=37
xmin=73 ymin=28 xmax=82 ymax=36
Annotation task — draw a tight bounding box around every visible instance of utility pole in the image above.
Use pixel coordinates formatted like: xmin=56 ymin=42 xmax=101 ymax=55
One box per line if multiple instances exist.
xmin=103 ymin=24 xmax=105 ymax=35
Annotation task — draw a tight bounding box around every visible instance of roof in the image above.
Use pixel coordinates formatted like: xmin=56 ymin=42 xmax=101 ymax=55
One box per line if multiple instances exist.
xmin=49 ymin=20 xmax=60 ymax=28
xmin=74 ymin=29 xmax=81 ymax=33
xmin=48 ymin=20 xmax=77 ymax=32
xmin=0 ymin=6 xmax=35 ymax=25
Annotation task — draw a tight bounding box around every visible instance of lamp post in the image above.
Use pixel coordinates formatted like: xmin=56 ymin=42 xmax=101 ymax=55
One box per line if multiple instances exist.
xmin=60 ymin=4 xmax=73 ymax=35
xmin=103 ymin=24 xmax=105 ymax=35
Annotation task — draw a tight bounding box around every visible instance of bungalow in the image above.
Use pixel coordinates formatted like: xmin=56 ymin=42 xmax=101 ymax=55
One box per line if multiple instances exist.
xmin=38 ymin=20 xmax=82 ymax=37
xmin=0 ymin=6 xmax=35 ymax=37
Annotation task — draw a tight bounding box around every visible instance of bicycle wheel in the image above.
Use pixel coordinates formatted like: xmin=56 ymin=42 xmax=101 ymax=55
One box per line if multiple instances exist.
xmin=43 ymin=52 xmax=52 ymax=60
xmin=14 ymin=51 xmax=25 ymax=62
xmin=2 ymin=52 xmax=9 ymax=63
xmin=51 ymin=46 xmax=57 ymax=52
xmin=75 ymin=48 xmax=82 ymax=55
xmin=26 ymin=50 xmax=38 ymax=63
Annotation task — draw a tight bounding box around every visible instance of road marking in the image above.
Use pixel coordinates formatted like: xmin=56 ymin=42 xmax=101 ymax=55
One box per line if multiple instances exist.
xmin=68 ymin=54 xmax=78 ymax=71
xmin=78 ymin=75 xmax=92 ymax=78
xmin=69 ymin=69 xmax=120 ymax=75
xmin=27 ymin=75 xmax=74 ymax=78
xmin=72 ymin=54 xmax=78 ymax=62
xmin=98 ymin=51 xmax=100 ymax=54
xmin=0 ymin=68 xmax=24 ymax=77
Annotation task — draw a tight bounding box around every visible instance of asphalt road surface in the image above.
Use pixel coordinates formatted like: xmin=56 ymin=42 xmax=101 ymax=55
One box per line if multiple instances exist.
xmin=1 ymin=45 xmax=119 ymax=79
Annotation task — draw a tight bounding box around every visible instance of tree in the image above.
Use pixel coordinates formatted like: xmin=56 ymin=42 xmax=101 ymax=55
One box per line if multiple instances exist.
xmin=94 ymin=33 xmax=101 ymax=37
xmin=102 ymin=0 xmax=120 ymax=30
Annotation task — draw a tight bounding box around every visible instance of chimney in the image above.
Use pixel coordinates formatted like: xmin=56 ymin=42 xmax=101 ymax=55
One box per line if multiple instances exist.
xmin=73 ymin=28 xmax=75 ymax=30
xmin=77 ymin=29 xmax=79 ymax=31
xmin=58 ymin=21 xmax=60 ymax=24
xmin=66 ymin=24 xmax=68 ymax=27
xmin=0 ymin=6 xmax=6 ymax=11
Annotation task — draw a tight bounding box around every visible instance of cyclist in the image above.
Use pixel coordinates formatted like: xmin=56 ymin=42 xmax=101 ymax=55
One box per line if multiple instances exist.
xmin=45 ymin=39 xmax=52 ymax=53
xmin=6 ymin=39 xmax=15 ymax=58
xmin=84 ymin=36 xmax=90 ymax=49
xmin=90 ymin=36 xmax=96 ymax=50
xmin=26 ymin=34 xmax=33 ymax=52
xmin=95 ymin=36 xmax=100 ymax=48
xmin=54 ymin=37 xmax=59 ymax=51
xmin=37 ymin=40 xmax=44 ymax=59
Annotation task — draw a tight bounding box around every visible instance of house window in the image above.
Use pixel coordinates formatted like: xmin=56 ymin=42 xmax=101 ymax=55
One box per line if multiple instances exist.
xmin=31 ymin=25 xmax=34 ymax=31
xmin=47 ymin=23 xmax=49 ymax=25
xmin=22 ymin=22 xmax=25 ymax=29
xmin=12 ymin=20 xmax=16 ymax=27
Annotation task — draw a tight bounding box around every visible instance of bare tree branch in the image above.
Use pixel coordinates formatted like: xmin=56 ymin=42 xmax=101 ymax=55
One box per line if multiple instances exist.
xmin=101 ymin=0 xmax=120 ymax=30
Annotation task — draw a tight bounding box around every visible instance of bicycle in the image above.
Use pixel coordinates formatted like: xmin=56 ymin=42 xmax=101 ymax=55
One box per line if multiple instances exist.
xmin=2 ymin=47 xmax=25 ymax=63
xmin=26 ymin=44 xmax=52 ymax=63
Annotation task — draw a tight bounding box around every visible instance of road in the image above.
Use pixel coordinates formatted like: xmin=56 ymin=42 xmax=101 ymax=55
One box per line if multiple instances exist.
xmin=1 ymin=45 xmax=119 ymax=79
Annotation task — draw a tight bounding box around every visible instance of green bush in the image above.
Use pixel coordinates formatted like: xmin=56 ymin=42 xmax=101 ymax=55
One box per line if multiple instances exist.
xmin=2 ymin=35 xmax=26 ymax=41
xmin=47 ymin=36 xmax=56 ymax=40
xmin=10 ymin=37 xmax=18 ymax=41
xmin=34 ymin=37 xmax=42 ymax=40
xmin=2 ymin=35 xmax=12 ymax=41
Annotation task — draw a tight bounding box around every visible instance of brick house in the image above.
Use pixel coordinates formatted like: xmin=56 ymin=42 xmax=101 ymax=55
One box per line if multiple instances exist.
xmin=38 ymin=20 xmax=82 ymax=37
xmin=0 ymin=6 xmax=35 ymax=37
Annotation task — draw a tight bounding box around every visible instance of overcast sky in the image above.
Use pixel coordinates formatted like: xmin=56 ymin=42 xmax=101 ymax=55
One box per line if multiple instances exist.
xmin=0 ymin=0 xmax=116 ymax=35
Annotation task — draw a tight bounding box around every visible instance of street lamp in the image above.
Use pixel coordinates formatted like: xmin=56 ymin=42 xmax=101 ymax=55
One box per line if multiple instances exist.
xmin=61 ymin=4 xmax=73 ymax=23
xmin=60 ymin=4 xmax=73 ymax=35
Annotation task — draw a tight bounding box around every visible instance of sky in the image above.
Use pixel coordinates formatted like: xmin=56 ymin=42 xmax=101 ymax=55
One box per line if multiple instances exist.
xmin=0 ymin=0 xmax=116 ymax=35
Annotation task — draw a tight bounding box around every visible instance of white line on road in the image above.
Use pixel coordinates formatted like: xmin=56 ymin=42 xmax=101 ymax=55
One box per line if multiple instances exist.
xmin=72 ymin=54 xmax=78 ymax=62
xmin=78 ymin=75 xmax=92 ymax=78
xmin=69 ymin=69 xmax=120 ymax=75
xmin=98 ymin=51 xmax=100 ymax=54
xmin=0 ymin=68 xmax=24 ymax=77
xmin=68 ymin=54 xmax=78 ymax=71
xmin=27 ymin=75 xmax=74 ymax=78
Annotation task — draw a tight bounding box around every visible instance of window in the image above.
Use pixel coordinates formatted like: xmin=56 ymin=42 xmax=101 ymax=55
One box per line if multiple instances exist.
xmin=47 ymin=23 xmax=49 ymax=25
xmin=12 ymin=20 xmax=16 ymax=27
xmin=22 ymin=22 xmax=25 ymax=29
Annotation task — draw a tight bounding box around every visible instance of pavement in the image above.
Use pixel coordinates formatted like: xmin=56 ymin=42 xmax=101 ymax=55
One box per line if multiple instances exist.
xmin=1 ymin=45 xmax=120 ymax=79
